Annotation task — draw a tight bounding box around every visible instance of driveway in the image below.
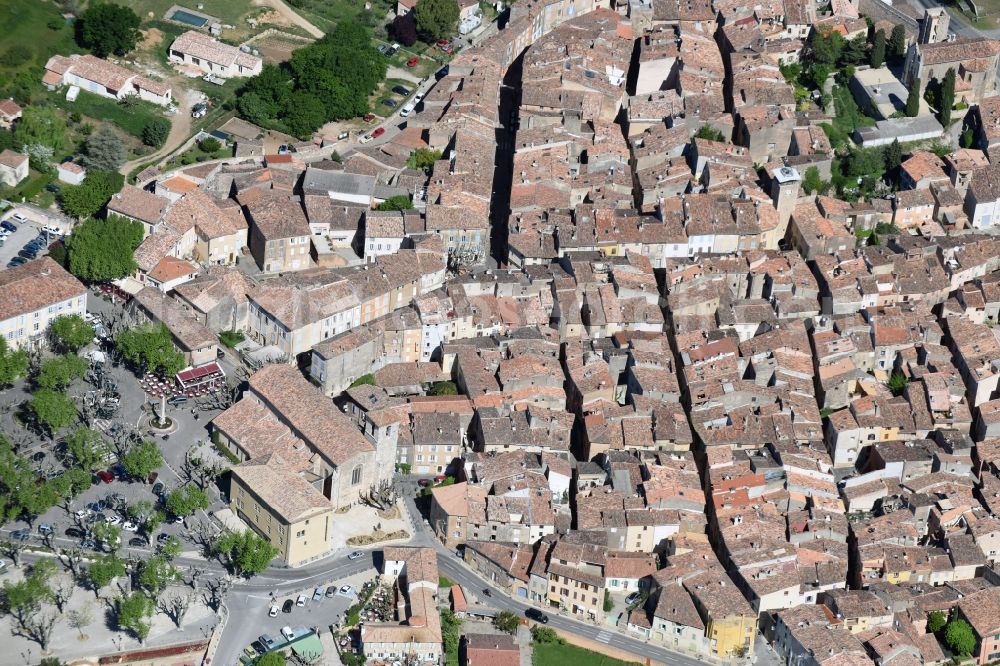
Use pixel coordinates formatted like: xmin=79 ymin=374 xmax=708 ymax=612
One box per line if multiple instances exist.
xmin=119 ymin=87 xmax=197 ymax=176
xmin=0 ymin=213 xmax=52 ymax=268
xmin=255 ymin=0 xmax=325 ymax=38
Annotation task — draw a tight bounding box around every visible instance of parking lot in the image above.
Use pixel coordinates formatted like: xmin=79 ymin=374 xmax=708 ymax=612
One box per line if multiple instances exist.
xmin=0 ymin=213 xmax=54 ymax=268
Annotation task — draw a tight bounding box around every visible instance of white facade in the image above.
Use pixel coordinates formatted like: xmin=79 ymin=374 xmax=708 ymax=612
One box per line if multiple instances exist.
xmin=1 ymin=292 xmax=86 ymax=350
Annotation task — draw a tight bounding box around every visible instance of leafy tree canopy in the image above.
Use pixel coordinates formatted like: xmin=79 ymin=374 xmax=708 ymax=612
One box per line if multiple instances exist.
xmin=65 ymin=214 xmax=143 ymax=281
xmin=81 ymin=124 xmax=127 ymax=172
xmin=13 ymin=106 xmax=66 ymax=152
xmin=59 ymin=170 xmax=125 ymax=220
xmin=49 ymin=314 xmax=95 ymax=353
xmin=115 ymin=323 xmax=185 ymax=377
xmin=36 ymin=354 xmax=87 ymax=391
xmin=28 ymin=389 xmax=77 ymax=437
xmin=116 ymin=591 xmax=154 ymax=642
xmin=376 ymin=195 xmax=413 ymax=211
xmin=120 ymin=440 xmax=163 ymax=481
xmin=65 ymin=427 xmax=109 ymax=472
xmin=0 ymin=337 xmax=29 ymax=388
xmin=944 ymin=618 xmax=976 ymax=656
xmin=142 ymin=118 xmax=170 ymax=148
xmin=415 ymin=0 xmax=460 ymax=41
xmin=165 ymin=485 xmax=209 ymax=518
xmin=213 ymin=529 xmax=279 ymax=577
xmin=77 ymin=3 xmax=142 ymax=57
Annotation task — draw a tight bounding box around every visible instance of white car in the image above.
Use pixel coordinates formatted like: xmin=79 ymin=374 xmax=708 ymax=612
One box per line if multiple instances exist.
xmin=359 ymin=133 xmax=375 ymax=144
xmin=11 ymin=213 xmax=27 ymax=224
xmin=413 ymin=92 xmax=424 ymax=103
xmin=280 ymin=626 xmax=295 ymax=641
xmin=338 ymin=585 xmax=354 ymax=596
xmin=75 ymin=509 xmax=89 ymax=519
xmin=400 ymin=103 xmax=415 ymax=118
xmin=122 ymin=521 xmax=138 ymax=532
xmin=269 ymin=605 xmax=279 ymax=617
xmin=42 ymin=225 xmax=62 ymax=236
xmin=107 ymin=516 xmax=122 ymax=526
xmin=296 ymin=594 xmax=306 ymax=607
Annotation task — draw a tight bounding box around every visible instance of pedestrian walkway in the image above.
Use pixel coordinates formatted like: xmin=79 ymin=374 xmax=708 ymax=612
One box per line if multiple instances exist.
xmin=595 ymin=631 xmax=613 ymax=644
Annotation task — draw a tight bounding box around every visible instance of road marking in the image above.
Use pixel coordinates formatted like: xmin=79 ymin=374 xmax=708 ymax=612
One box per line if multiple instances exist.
xmin=596 ymin=631 xmax=612 ymax=644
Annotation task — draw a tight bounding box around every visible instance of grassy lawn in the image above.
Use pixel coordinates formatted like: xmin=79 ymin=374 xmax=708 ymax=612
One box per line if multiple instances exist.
xmin=293 ymin=0 xmax=396 ymax=38
xmin=532 ymin=642 xmax=643 ymax=666
xmin=105 ymin=0 xmax=254 ymax=29
xmin=0 ymin=169 xmax=54 ymax=206
xmin=43 ymin=89 xmax=168 ymax=139
xmin=0 ymin=0 xmax=80 ymax=77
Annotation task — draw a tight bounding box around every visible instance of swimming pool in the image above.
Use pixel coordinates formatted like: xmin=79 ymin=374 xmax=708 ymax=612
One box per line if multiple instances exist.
xmin=169 ymin=9 xmax=208 ymax=27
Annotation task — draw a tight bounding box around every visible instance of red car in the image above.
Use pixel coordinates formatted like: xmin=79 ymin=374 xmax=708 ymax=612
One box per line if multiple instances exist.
xmin=436 ymin=38 xmax=450 ymax=48
xmin=96 ymin=470 xmax=114 ymax=484
xmin=434 ymin=475 xmax=447 ymax=483
xmin=418 ymin=479 xmax=432 ymax=487
xmin=407 ymin=56 xmax=419 ymax=67
xmin=371 ymin=127 xmax=385 ymax=139
xmin=363 ymin=113 xmax=376 ymax=123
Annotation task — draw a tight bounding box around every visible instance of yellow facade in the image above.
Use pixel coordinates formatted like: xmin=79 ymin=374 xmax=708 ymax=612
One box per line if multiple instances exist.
xmin=706 ymin=615 xmax=757 ymax=658
xmin=230 ymin=477 xmax=332 ymax=567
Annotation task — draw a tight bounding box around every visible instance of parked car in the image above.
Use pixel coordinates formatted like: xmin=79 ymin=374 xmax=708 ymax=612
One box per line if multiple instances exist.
xmin=128 ymin=537 xmax=146 ymax=547
xmin=363 ymin=113 xmax=376 ymax=123
xmin=348 ymin=550 xmax=364 ymax=560
xmin=167 ymin=395 xmax=188 ymax=406
xmin=400 ymin=103 xmax=415 ymax=118
xmin=381 ymin=99 xmax=397 ymax=109
xmin=281 ymin=626 xmax=295 ymax=641
xmin=625 ymin=591 xmax=642 ymax=605
xmin=11 ymin=213 xmax=26 ymax=223
xmin=359 ymin=133 xmax=375 ymax=144
xmin=325 ymin=586 xmax=337 ymax=598
xmin=259 ymin=634 xmax=277 ymax=650
xmin=18 ymin=249 xmax=37 ymax=260
xmin=337 ymin=131 xmax=350 ymax=140
xmin=7 ymin=257 xmax=26 ymax=268
xmin=417 ymin=478 xmax=431 ymax=487
xmin=10 ymin=529 xmax=29 ymax=542
xmin=525 ymin=608 xmax=549 ymax=624
xmin=371 ymin=127 xmax=385 ymax=139
xmin=65 ymin=527 xmax=85 ymax=539
xmin=0 ymin=560 xmax=8 ymax=576
xmin=296 ymin=594 xmax=307 ymax=607
xmin=157 ymin=533 xmax=172 ymax=543
xmin=392 ymin=85 xmax=411 ymax=96
xmin=269 ymin=604 xmax=279 ymax=617
xmin=339 ymin=585 xmax=354 ymax=595
xmin=313 ymin=586 xmax=324 ymax=602
xmin=413 ymin=92 xmax=424 ymax=103
xmin=82 ymin=539 xmax=97 ymax=550
xmin=1 ymin=220 xmax=16 ymax=232
xmin=38 ymin=523 xmax=53 ymax=536
xmin=96 ymin=470 xmax=114 ymax=484
xmin=282 ymin=599 xmax=294 ymax=613
xmin=377 ymin=44 xmax=389 ymax=54
xmin=122 ymin=521 xmax=138 ymax=532
xmin=407 ymin=56 xmax=419 ymax=67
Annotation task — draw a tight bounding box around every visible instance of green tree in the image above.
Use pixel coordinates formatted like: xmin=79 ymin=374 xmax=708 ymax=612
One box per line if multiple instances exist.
xmin=14 ymin=106 xmax=66 ymax=152
xmin=493 ymin=610 xmax=520 ymax=634
xmin=530 ymin=626 xmax=562 ymax=644
xmin=81 ymin=124 xmax=127 ymax=172
xmin=603 ymin=589 xmax=613 ymax=612
xmin=198 ymin=138 xmax=221 ymax=153
xmin=28 ymin=389 xmax=77 ymax=438
xmin=961 ymin=128 xmax=975 ymax=148
xmin=136 ymin=555 xmax=177 ymax=594
xmin=49 ymin=314 xmax=95 ymax=353
xmin=120 ymin=440 xmax=163 ymax=481
xmin=350 ymin=374 xmax=376 ymax=387
xmin=65 ymin=427 xmax=109 ymax=472
xmin=2 ymin=561 xmax=54 ymax=620
xmin=59 ymin=170 xmax=125 ymax=220
xmin=166 ymin=485 xmax=209 ymax=518
xmin=870 ymin=29 xmax=886 ymax=68
xmin=430 ymin=381 xmax=458 ymax=396
xmin=889 ymin=24 xmax=906 ymax=59
xmin=927 ymin=610 xmax=947 ymax=633
xmin=810 ymin=27 xmax=844 ymax=65
xmin=142 ymin=118 xmax=170 ymax=148
xmin=255 ymin=654 xmax=286 ymax=666
xmin=905 ymin=78 xmax=921 ymax=117
xmin=694 ymin=125 xmax=726 ymax=142
xmin=65 ymin=214 xmax=143 ymax=281
xmin=0 ymin=337 xmax=29 ymax=388
xmin=284 ymin=90 xmax=328 ymax=138
xmin=37 ymin=354 xmax=88 ymax=390
xmin=376 ymin=195 xmax=414 ymax=211
xmin=801 ymin=166 xmax=825 ymax=195
xmin=884 ymin=139 xmax=903 ymax=173
xmin=888 ymin=371 xmax=909 ymax=396
xmin=77 ymin=3 xmax=142 ymax=57
xmin=86 ymin=553 xmax=125 ymax=594
xmin=415 ymin=0 xmax=460 ymax=40
xmin=91 ymin=521 xmax=121 ymax=551
xmin=115 ymin=592 xmax=154 ymax=642
xmin=441 ymin=608 xmax=462 ymax=666
xmin=945 ymin=618 xmax=976 ymax=656
xmin=940 ymin=68 xmax=956 ymax=126
xmin=116 ymin=323 xmax=185 ymax=376
xmin=407 ymin=148 xmax=443 ymax=172
xmin=213 ymin=530 xmax=279 ymax=577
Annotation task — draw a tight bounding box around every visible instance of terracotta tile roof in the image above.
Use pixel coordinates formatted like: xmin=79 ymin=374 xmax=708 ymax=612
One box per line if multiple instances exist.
xmin=148 ymin=256 xmax=197 ymax=284
xmin=107 ymin=185 xmax=170 ymax=226
xmin=248 ymin=363 xmax=373 ymax=466
xmin=170 ymin=30 xmax=262 ymax=70
xmin=0 ymin=150 xmax=27 ymax=169
xmin=231 ymin=453 xmax=331 ymax=523
xmin=0 ymin=257 xmax=85 ymax=321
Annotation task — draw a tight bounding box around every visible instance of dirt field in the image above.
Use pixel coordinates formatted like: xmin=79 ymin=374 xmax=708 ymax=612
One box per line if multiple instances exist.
xmin=244 ymin=30 xmax=314 ymax=63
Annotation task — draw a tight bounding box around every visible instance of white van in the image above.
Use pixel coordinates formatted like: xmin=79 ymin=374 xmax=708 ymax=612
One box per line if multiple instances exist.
xmin=400 ymin=102 xmax=416 ymax=118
